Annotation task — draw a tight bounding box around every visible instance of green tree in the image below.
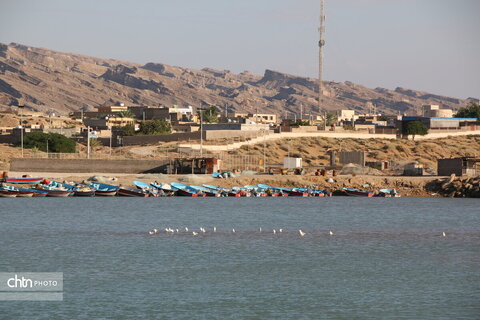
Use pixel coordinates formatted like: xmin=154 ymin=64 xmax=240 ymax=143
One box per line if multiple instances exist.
xmin=455 ymin=102 xmax=480 ymax=120
xmin=202 ymin=106 xmax=219 ymax=123
xmin=139 ymin=120 xmax=171 ymax=135
xmin=403 ymin=121 xmax=428 ymax=140
xmin=290 ymin=120 xmax=310 ymax=126
xmin=122 ymin=123 xmax=136 ymax=136
xmin=326 ymin=112 xmax=337 ymax=126
xmin=89 ymin=138 xmax=102 ymax=147
xmin=17 ymin=132 xmax=76 ymax=153
xmin=117 ymin=110 xmax=136 ymax=118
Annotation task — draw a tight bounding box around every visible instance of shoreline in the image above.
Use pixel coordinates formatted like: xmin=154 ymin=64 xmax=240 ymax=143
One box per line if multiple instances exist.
xmin=6 ymin=171 xmax=465 ymax=197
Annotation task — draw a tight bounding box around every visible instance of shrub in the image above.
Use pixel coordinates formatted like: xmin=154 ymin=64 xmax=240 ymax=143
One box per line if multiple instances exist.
xmin=17 ymin=132 xmax=76 ymax=153
xmin=139 ymin=120 xmax=171 ymax=135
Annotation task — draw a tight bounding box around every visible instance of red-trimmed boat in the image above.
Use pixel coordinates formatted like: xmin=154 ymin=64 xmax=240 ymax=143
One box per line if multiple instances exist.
xmin=343 ymin=188 xmax=375 ymax=197
xmin=283 ymin=189 xmax=309 ymax=197
xmin=176 ymin=188 xmax=200 ymax=197
xmin=0 ymin=188 xmax=18 ymax=197
xmin=4 ymin=177 xmax=44 ymax=184
xmin=118 ymin=187 xmax=150 ymax=197
xmin=33 ymin=188 xmax=71 ymax=197
xmin=89 ymin=182 xmax=119 ymax=197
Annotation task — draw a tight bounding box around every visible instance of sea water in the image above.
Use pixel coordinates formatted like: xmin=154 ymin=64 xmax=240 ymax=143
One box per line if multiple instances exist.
xmin=0 ymin=197 xmax=479 ymax=319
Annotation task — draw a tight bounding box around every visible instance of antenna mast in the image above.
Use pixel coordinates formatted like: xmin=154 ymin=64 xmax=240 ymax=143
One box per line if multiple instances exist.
xmin=318 ymin=0 xmax=326 ymax=112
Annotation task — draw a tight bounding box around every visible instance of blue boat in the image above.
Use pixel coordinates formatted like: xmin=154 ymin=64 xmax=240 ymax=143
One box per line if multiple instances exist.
xmin=133 ymin=181 xmax=159 ymax=196
xmin=88 ymin=182 xmax=119 ymax=197
xmin=45 ymin=181 xmax=95 ymax=197
xmin=170 ymin=182 xmax=204 ymax=197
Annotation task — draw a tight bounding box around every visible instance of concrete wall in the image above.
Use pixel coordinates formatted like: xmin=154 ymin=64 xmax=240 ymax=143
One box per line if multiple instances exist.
xmin=122 ymin=132 xmax=201 ymax=146
xmin=204 ymin=130 xmax=269 ymax=141
xmin=438 ymin=158 xmax=463 ymax=176
xmin=339 ymin=151 xmax=366 ymax=166
xmin=10 ymin=158 xmax=170 ymax=174
xmin=203 ymin=123 xmax=269 ymax=131
xmin=0 ymin=135 xmax=18 ymax=144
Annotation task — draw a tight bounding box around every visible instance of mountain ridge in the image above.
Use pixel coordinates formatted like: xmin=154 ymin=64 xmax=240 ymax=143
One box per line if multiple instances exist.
xmin=0 ymin=42 xmax=474 ymax=116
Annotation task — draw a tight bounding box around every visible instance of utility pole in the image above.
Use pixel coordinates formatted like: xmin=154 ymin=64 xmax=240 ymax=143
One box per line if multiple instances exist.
xmin=263 ymin=130 xmax=266 ymax=173
xmin=324 ymin=110 xmax=327 ymax=131
xmin=317 ymin=0 xmax=329 ymax=133
xmin=87 ymin=126 xmax=90 ymax=159
xmin=318 ymin=0 xmax=326 ymax=113
xmin=199 ymin=108 xmax=203 ymax=157
xmin=18 ymin=104 xmax=24 ymax=158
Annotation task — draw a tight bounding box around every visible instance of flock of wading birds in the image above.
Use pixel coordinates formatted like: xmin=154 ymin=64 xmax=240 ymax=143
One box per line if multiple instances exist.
xmin=148 ymin=227 xmax=449 ymax=238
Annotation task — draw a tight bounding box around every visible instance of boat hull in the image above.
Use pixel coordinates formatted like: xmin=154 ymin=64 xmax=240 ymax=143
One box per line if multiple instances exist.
xmin=176 ymin=189 xmax=199 ymax=197
xmin=118 ymin=188 xmax=149 ymax=197
xmin=95 ymin=190 xmax=117 ymax=197
xmin=284 ymin=190 xmax=309 ymax=197
xmin=74 ymin=190 xmax=96 ymax=197
xmin=0 ymin=190 xmax=17 ymax=198
xmin=32 ymin=191 xmax=48 ymax=197
xmin=44 ymin=190 xmax=71 ymax=197
xmin=344 ymin=189 xmax=375 ymax=197
xmin=4 ymin=177 xmax=44 ymax=184
xmin=16 ymin=191 xmax=34 ymax=198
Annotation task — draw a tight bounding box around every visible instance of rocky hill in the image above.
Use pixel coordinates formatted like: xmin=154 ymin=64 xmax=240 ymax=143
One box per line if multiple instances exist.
xmin=0 ymin=42 xmax=474 ymax=116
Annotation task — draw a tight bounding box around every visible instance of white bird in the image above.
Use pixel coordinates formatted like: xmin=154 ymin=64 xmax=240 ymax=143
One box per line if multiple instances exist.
xmin=185 ymin=227 xmax=189 ymax=232
xmin=232 ymin=228 xmax=236 ymax=233
xmin=200 ymin=227 xmax=206 ymax=233
xmin=153 ymin=228 xmax=159 ymax=234
xmin=164 ymin=228 xmax=169 ymax=232
xmin=442 ymin=232 xmax=446 ymax=237
xmin=329 ymin=230 xmax=334 ymax=236
xmin=279 ymin=229 xmax=283 ymax=233
xmin=148 ymin=230 xmax=155 ymax=235
xmin=273 ymin=229 xmax=276 ymax=234
xmin=299 ymin=230 xmax=306 ymax=237
xmin=259 ymin=227 xmax=262 ymax=232
xmin=192 ymin=232 xmax=198 ymax=236
xmin=176 ymin=229 xmax=179 ymax=233
xmin=213 ymin=227 xmax=217 ymax=232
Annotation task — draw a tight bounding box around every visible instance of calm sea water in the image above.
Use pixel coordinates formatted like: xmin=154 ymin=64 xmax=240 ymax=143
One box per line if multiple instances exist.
xmin=0 ymin=197 xmax=479 ymax=319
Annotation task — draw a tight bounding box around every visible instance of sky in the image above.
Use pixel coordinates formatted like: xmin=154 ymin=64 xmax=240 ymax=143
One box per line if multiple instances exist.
xmin=0 ymin=0 xmax=479 ymax=99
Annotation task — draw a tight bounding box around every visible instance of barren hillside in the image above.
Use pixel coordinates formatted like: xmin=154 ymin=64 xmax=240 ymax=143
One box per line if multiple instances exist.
xmin=0 ymin=42 xmax=474 ymax=116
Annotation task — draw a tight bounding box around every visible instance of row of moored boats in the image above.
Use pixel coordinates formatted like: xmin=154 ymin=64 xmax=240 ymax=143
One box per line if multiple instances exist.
xmin=0 ymin=176 xmax=400 ymax=198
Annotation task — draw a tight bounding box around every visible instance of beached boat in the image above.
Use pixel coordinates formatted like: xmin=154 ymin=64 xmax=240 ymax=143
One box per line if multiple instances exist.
xmin=150 ymin=182 xmax=176 ymax=196
xmin=118 ymin=186 xmax=149 ymax=197
xmin=343 ymin=188 xmax=375 ymax=197
xmin=171 ymin=182 xmax=206 ymax=197
xmin=73 ymin=185 xmax=96 ymax=197
xmin=377 ymin=189 xmax=401 ymax=198
xmin=176 ymin=188 xmax=200 ymax=197
xmin=3 ymin=177 xmax=44 ymax=184
xmin=0 ymin=187 xmax=18 ymax=197
xmin=49 ymin=181 xmax=95 ymax=197
xmin=89 ymin=182 xmax=119 ymax=197
xmin=27 ymin=188 xmax=48 ymax=197
xmin=33 ymin=187 xmax=71 ymax=197
xmin=189 ymin=185 xmax=220 ymax=197
xmin=2 ymin=185 xmax=35 ymax=197
xmin=133 ymin=181 xmax=159 ymax=197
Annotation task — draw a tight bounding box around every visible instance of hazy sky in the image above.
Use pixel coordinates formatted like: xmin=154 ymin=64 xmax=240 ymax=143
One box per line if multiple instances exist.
xmin=0 ymin=0 xmax=479 ymax=98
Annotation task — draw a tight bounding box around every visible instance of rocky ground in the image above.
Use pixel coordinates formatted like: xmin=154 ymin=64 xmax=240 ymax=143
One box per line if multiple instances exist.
xmin=426 ymin=175 xmax=480 ymax=198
